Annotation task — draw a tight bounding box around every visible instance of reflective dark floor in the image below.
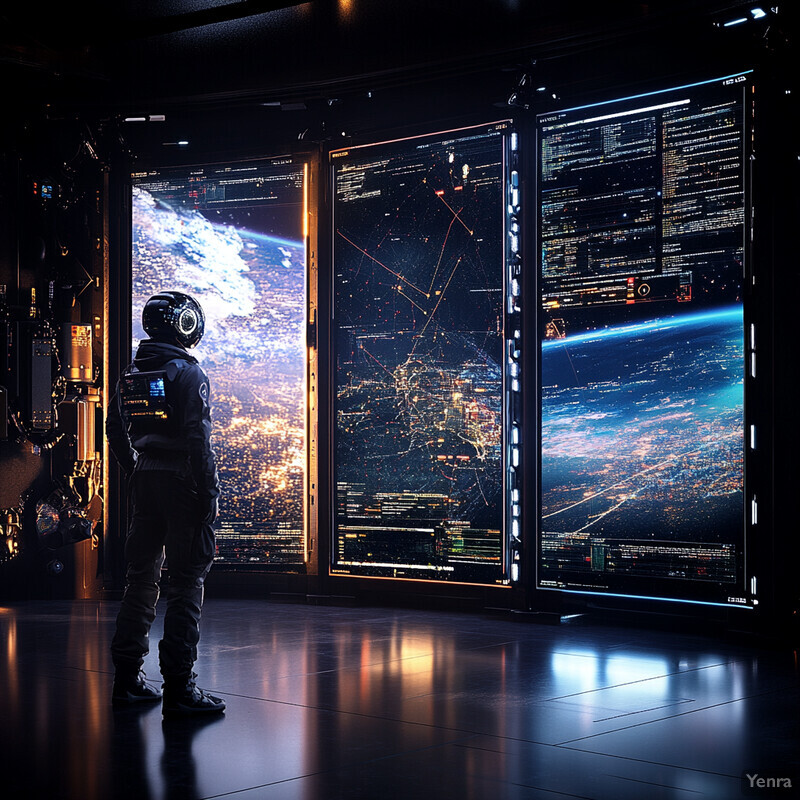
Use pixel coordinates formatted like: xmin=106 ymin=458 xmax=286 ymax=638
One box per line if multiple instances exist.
xmin=0 ymin=599 xmax=798 ymax=800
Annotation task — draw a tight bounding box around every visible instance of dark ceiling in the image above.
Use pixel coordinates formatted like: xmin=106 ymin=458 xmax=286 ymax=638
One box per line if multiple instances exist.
xmin=1 ymin=1 xmax=793 ymax=162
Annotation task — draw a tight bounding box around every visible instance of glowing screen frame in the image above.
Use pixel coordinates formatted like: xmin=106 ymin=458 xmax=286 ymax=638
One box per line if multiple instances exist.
xmin=536 ymin=73 xmax=754 ymax=607
xmin=131 ymin=156 xmax=308 ymax=569
xmin=330 ymin=122 xmax=518 ymax=584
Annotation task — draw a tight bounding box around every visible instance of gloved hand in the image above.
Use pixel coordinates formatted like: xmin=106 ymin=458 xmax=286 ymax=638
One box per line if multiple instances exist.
xmin=200 ymin=496 xmax=218 ymax=525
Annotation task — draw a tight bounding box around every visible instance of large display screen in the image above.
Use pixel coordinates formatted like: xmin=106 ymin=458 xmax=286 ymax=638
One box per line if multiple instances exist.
xmin=537 ymin=74 xmax=752 ymax=606
xmin=331 ymin=123 xmax=511 ymax=583
xmin=132 ymin=157 xmax=307 ymax=567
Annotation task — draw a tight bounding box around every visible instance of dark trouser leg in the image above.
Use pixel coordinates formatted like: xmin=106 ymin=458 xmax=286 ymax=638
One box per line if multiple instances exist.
xmin=111 ymin=472 xmax=166 ymax=674
xmin=159 ymin=486 xmax=215 ymax=682
xmin=111 ymin=557 xmax=163 ymax=672
xmin=159 ymin=572 xmax=207 ymax=680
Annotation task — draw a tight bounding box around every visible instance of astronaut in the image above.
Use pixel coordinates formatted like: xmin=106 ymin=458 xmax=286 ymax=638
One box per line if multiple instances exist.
xmin=106 ymin=291 xmax=224 ymax=715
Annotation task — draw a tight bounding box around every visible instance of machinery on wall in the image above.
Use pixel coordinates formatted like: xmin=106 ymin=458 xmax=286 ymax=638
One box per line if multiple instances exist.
xmin=0 ymin=119 xmax=106 ymax=585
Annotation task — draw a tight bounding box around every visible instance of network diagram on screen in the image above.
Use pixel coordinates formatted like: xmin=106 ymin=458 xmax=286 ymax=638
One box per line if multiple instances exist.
xmin=331 ymin=123 xmax=511 ymax=583
xmin=537 ymin=74 xmax=750 ymax=605
xmin=131 ymin=159 xmax=306 ymax=567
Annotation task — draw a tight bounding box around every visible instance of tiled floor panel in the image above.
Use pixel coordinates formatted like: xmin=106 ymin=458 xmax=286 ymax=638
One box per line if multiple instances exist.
xmin=0 ymin=599 xmax=797 ymax=799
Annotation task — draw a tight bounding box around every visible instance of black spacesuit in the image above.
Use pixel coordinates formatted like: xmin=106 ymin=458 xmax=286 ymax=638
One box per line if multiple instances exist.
xmin=106 ymin=291 xmax=225 ymax=715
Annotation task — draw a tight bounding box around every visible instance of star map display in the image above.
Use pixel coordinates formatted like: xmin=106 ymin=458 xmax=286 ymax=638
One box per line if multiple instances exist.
xmin=537 ymin=74 xmax=751 ymax=606
xmin=331 ymin=123 xmax=511 ymax=583
xmin=132 ymin=158 xmax=306 ymax=568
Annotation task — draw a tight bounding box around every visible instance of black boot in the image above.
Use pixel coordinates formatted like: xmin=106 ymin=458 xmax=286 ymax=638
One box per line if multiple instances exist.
xmin=112 ymin=669 xmax=163 ymax=706
xmin=162 ymin=673 xmax=225 ymax=716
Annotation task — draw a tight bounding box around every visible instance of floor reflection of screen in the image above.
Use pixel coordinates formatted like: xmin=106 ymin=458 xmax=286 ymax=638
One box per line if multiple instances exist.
xmin=132 ymin=158 xmax=306 ymax=568
xmin=537 ymin=74 xmax=750 ymax=605
xmin=331 ymin=123 xmax=509 ymax=583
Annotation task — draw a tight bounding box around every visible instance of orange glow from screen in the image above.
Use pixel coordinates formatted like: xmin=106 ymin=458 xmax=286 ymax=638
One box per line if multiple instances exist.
xmin=338 ymin=0 xmax=355 ymax=21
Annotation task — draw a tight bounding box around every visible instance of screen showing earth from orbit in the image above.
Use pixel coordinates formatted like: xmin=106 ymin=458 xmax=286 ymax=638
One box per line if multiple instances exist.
xmin=538 ymin=75 xmax=748 ymax=603
xmin=132 ymin=160 xmax=306 ymax=567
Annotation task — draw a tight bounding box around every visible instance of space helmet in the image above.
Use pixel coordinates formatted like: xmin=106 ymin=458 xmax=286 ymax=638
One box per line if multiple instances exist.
xmin=142 ymin=291 xmax=205 ymax=348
